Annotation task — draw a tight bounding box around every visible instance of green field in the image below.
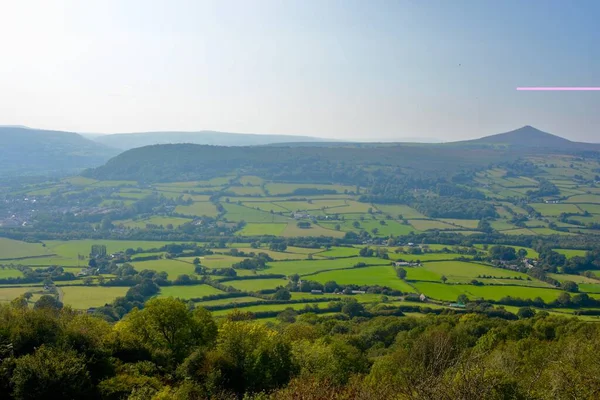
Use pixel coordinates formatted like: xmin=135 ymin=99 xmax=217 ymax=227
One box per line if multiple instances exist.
xmin=554 ymin=249 xmax=588 ymax=258
xmin=0 ymin=238 xmax=52 ymax=259
xmin=60 ymin=286 xmax=129 ymax=309
xmin=372 ymin=204 xmax=426 ymax=219
xmin=389 ymin=252 xmax=472 ymax=262
xmin=175 ymin=202 xmax=220 ymax=217
xmin=0 ymin=287 xmax=36 ymax=303
xmin=157 ymin=284 xmax=224 ymax=299
xmin=413 ymin=282 xmax=564 ymax=302
xmin=211 ymin=300 xmax=337 ymax=316
xmin=226 ymin=278 xmax=288 ymax=291
xmin=195 ymin=296 xmax=264 ymax=306
xmin=0 ymin=268 xmax=24 ymax=279
xmin=236 ymin=223 xmax=287 ymax=236
xmin=408 ymin=219 xmax=457 ymax=231
xmin=282 ymin=222 xmax=345 ymax=238
xmin=264 ymin=183 xmax=355 ymax=195
xmin=309 ymin=265 xmax=416 ymax=292
xmin=530 ymin=203 xmax=582 ymax=216
xmin=115 ymin=216 xmax=193 ymax=229
xmin=264 ymin=257 xmax=390 ymax=276
xmin=131 ymin=259 xmax=195 ymax=278
xmin=318 ymin=247 xmax=361 ymax=258
xmin=222 ymin=203 xmax=290 ymax=223
xmin=417 ymin=261 xmax=528 ymax=283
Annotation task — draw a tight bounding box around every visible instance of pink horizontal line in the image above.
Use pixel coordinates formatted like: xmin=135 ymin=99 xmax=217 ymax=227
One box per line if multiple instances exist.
xmin=517 ymin=87 xmax=600 ymax=91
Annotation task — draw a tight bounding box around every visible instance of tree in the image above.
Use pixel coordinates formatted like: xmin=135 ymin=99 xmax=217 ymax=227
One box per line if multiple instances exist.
xmin=324 ymin=280 xmax=339 ymax=293
xmin=457 ymin=294 xmax=469 ymax=304
xmin=396 ymin=268 xmax=407 ymax=279
xmin=517 ymin=307 xmax=536 ymax=319
xmin=273 ymin=288 xmax=292 ymax=301
xmin=118 ymin=298 xmax=217 ymax=362
xmin=517 ymin=248 xmax=529 ymax=258
xmin=441 ymin=275 xmax=448 ymax=284
xmin=341 ymin=298 xmax=364 ymax=317
xmin=557 ymin=292 xmax=572 ymax=306
xmin=561 ymin=281 xmax=579 ymax=293
xmin=34 ymin=295 xmax=63 ymax=310
xmin=11 ymin=346 xmax=92 ymax=400
xmin=192 ymin=257 xmax=201 ymax=265
xmin=277 ymin=308 xmax=298 ymax=323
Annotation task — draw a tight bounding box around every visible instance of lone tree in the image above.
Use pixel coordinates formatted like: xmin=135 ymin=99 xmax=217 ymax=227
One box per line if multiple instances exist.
xmin=396 ymin=268 xmax=407 ymax=280
xmin=441 ymin=275 xmax=448 ymax=284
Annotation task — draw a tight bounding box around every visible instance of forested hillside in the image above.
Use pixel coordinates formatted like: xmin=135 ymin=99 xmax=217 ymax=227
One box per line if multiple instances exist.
xmin=2 ymin=298 xmax=600 ymax=399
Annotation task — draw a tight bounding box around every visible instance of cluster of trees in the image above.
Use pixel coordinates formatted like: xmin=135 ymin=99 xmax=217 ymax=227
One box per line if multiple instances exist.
xmin=3 ymin=299 xmax=600 ymax=399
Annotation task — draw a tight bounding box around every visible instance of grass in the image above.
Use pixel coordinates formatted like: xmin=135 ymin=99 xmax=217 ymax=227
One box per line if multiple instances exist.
xmin=226 ymin=278 xmax=288 ymax=291
xmin=43 ymin=240 xmax=193 ymax=259
xmin=412 ymin=282 xmax=563 ymax=302
xmin=318 ymin=247 xmax=361 ymax=258
xmin=388 ymin=252 xmax=473 ymax=262
xmin=60 ymin=286 xmax=129 ymax=309
xmin=309 ymin=266 xmax=416 ymax=293
xmin=0 ymin=268 xmax=24 ymax=279
xmin=264 ymin=183 xmax=355 ymax=195
xmin=419 ymin=261 xmax=529 ymax=283
xmin=0 ymin=238 xmax=52 ymax=259
xmin=222 ymin=203 xmax=290 ymax=223
xmin=236 ymin=223 xmax=287 ymax=236
xmin=227 ymin=248 xmax=309 ymax=261
xmin=211 ymin=300 xmax=337 ymax=316
xmin=554 ymin=249 xmax=588 ymax=258
xmin=195 ymin=296 xmax=265 ymax=307
xmin=565 ymin=194 xmax=600 ymax=204
xmin=225 ymin=186 xmax=265 ymax=196
xmin=195 ymin=255 xmax=243 ymax=269
xmin=373 ymin=204 xmax=426 ymax=219
xmin=0 ymin=287 xmax=36 ymax=303
xmin=157 ymin=285 xmax=224 ymax=299
xmin=175 ymin=202 xmax=220 ymax=217
xmin=440 ymin=219 xmax=480 ymax=229
xmin=115 ymin=216 xmax=193 ymax=229
xmin=547 ymin=273 xmax=598 ymax=284
xmin=529 ymin=203 xmax=582 ymax=217
xmin=264 ymin=257 xmax=390 ymax=276
xmin=408 ymin=220 xmax=457 ymax=231
xmin=282 ymin=222 xmax=345 ymax=238
xmin=241 ymin=202 xmax=290 ymax=213
xmin=131 ymin=259 xmax=195 ymax=278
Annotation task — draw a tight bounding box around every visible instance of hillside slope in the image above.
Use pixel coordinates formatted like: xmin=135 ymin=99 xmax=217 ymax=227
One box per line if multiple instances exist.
xmin=0 ymin=127 xmax=118 ymax=176
xmin=458 ymin=126 xmax=600 ymax=150
xmin=82 ymin=142 xmax=511 ymax=182
xmin=93 ymin=131 xmax=333 ymax=150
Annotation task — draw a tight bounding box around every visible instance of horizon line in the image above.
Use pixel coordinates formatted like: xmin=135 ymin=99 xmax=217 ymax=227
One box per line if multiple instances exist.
xmin=517 ymin=87 xmax=600 ymax=91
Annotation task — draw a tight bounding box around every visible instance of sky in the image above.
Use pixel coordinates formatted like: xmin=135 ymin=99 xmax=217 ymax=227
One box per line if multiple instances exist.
xmin=1 ymin=0 xmax=599 ymax=142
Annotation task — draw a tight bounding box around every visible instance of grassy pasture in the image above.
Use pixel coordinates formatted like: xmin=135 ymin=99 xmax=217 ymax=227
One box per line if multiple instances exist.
xmin=241 ymin=202 xmax=290 ymax=213
xmin=115 ymin=216 xmax=193 ymax=229
xmin=389 ymin=253 xmax=473 ymax=262
xmin=547 ymin=273 xmax=598 ymax=284
xmin=501 ymin=228 xmax=536 ymax=236
xmin=282 ymin=223 xmax=345 ymax=238
xmin=175 ymin=202 xmax=219 ymax=217
xmin=309 ymin=266 xmax=416 ymax=292
xmin=195 ymin=296 xmax=265 ymax=307
xmin=131 ymin=259 xmax=195 ymax=278
xmin=420 ymin=261 xmax=528 ymax=283
xmin=0 ymin=287 xmax=35 ymax=303
xmin=211 ymin=300 xmax=337 ymax=316
xmin=264 ymin=183 xmax=355 ymax=195
xmin=373 ymin=204 xmax=426 ymax=219
xmin=226 ymin=278 xmax=288 ymax=291
xmin=43 ymin=240 xmax=194 ymax=260
xmin=264 ymin=257 xmax=390 ymax=276
xmin=236 ymin=223 xmax=287 ymax=236
xmin=60 ymin=286 xmax=128 ymax=309
xmin=0 ymin=238 xmax=52 ymax=259
xmin=440 ymin=219 xmax=480 ymax=229
xmin=530 ymin=203 xmax=582 ymax=216
xmin=577 ymin=204 xmax=600 ymax=214
xmin=225 ymin=186 xmax=265 ymax=196
xmin=565 ymin=194 xmax=600 ymax=204
xmin=157 ymin=285 xmax=224 ymax=299
xmin=222 ymin=203 xmax=290 ymax=223
xmin=0 ymin=268 xmax=24 ymax=279
xmin=413 ymin=282 xmax=563 ymax=302
xmin=554 ymin=249 xmax=588 ymax=258
xmin=408 ymin=220 xmax=457 ymax=231
xmin=318 ymin=247 xmax=361 ymax=258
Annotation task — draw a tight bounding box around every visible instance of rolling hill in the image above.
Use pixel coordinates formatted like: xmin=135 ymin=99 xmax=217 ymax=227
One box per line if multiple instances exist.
xmin=457 ymin=126 xmax=600 ymax=150
xmin=92 ymin=131 xmax=334 ymax=150
xmin=0 ymin=127 xmax=118 ymax=176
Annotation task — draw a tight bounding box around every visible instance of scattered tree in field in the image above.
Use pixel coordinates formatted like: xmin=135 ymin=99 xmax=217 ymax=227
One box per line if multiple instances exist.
xmin=441 ymin=275 xmax=448 ymax=284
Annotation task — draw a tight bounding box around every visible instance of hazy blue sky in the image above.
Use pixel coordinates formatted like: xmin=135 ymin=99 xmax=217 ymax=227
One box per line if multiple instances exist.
xmin=1 ymin=0 xmax=599 ymax=141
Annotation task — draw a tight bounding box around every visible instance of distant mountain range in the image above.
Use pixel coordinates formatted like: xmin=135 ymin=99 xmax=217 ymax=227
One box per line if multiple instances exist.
xmin=0 ymin=127 xmax=118 ymax=176
xmin=91 ymin=131 xmax=334 ymax=150
xmin=1 ymin=124 xmax=598 ymax=177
